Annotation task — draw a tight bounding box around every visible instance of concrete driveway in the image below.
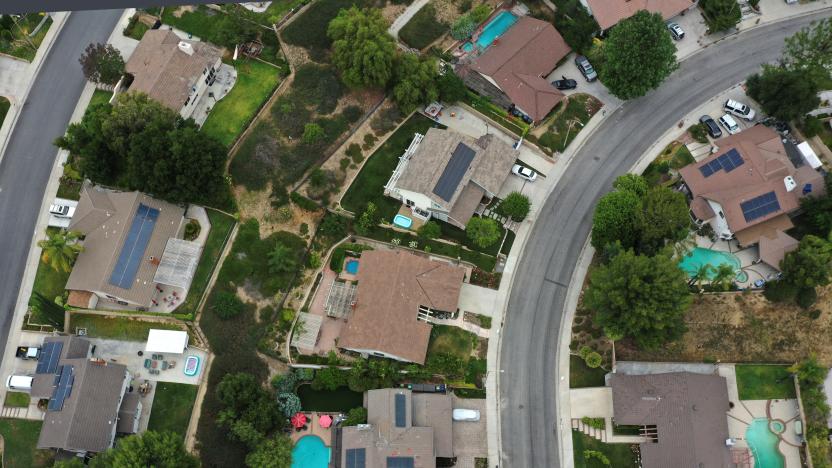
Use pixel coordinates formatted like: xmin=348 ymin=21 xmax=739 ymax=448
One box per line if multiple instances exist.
xmin=452 ymin=395 xmax=488 ymax=467
xmin=545 ymin=55 xmax=622 ymax=109
xmin=671 ymin=9 xmax=709 ymax=60
xmin=0 ymin=56 xmax=28 ymax=99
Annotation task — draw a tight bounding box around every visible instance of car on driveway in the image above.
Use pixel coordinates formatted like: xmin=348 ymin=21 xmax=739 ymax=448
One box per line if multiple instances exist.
xmin=512 ymin=164 xmax=537 ymax=182
xmin=49 ymin=203 xmax=75 ymax=218
xmin=453 ymin=409 xmax=481 ymax=422
xmin=723 ymin=99 xmax=756 ymax=120
xmin=667 ymin=22 xmax=685 ymax=40
xmin=699 ymin=115 xmax=722 ymax=138
xmin=718 ymin=114 xmax=740 ymax=135
xmin=552 ymin=77 xmax=577 ymax=90
xmin=574 ymin=55 xmax=597 ymax=82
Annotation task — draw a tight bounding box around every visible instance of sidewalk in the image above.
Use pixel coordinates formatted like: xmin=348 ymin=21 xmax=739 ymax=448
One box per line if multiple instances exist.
xmin=387 ymin=0 xmax=429 ymax=40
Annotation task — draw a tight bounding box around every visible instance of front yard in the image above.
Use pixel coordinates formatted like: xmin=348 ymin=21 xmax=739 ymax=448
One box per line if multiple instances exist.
xmin=147 ymin=382 xmax=199 ymax=438
xmin=67 ymin=313 xmax=185 ymax=341
xmin=0 ymin=13 xmax=52 ymax=62
xmin=532 ymin=94 xmax=602 ymax=155
xmin=570 ymin=355 xmax=607 ymax=388
xmin=572 ymin=430 xmax=638 ymax=468
xmin=735 ymin=365 xmax=796 ymax=400
xmin=0 ymin=419 xmax=54 ymax=468
xmin=4 ymin=392 xmax=30 ymax=408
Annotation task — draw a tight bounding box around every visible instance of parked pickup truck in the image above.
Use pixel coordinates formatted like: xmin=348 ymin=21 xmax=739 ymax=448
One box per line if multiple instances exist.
xmin=15 ymin=346 xmax=40 ymax=360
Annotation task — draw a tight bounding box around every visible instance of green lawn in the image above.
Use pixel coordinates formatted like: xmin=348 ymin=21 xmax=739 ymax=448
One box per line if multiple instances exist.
xmin=0 ymin=96 xmax=10 ymax=128
xmin=536 ymin=94 xmax=601 ymax=154
xmin=201 ymin=60 xmax=281 ymax=147
xmin=123 ymin=15 xmax=150 ymax=40
xmin=464 ymin=91 xmax=529 ymax=137
xmin=341 ymin=113 xmax=440 ymax=219
xmin=88 ymin=89 xmax=112 ymax=108
xmin=259 ymin=0 xmax=308 ymax=25
xmin=147 ymin=382 xmax=199 ymax=438
xmin=4 ymin=392 xmax=30 ymax=408
xmin=161 ymin=6 xmax=226 ymax=44
xmin=31 ymin=240 xmax=70 ymax=303
xmin=176 ymin=209 xmax=236 ymax=318
xmin=735 ymin=365 xmax=797 ymax=400
xmin=67 ymin=313 xmax=185 ymax=341
xmin=572 ymin=430 xmax=638 ymax=468
xmin=399 ymin=3 xmax=447 ymax=50
xmin=0 ymin=419 xmax=54 ymax=467
xmin=0 ymin=14 xmax=52 ymax=62
xmin=427 ymin=325 xmax=476 ymax=361
xmin=570 ymin=355 xmax=607 ymax=388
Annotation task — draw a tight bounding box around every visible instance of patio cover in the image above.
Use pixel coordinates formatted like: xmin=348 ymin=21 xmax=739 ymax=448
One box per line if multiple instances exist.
xmin=797 ymin=142 xmax=822 ymax=169
xmin=290 ymin=312 xmax=323 ymax=352
xmin=153 ymin=238 xmax=201 ymax=288
xmin=145 ymin=329 xmax=188 ymax=354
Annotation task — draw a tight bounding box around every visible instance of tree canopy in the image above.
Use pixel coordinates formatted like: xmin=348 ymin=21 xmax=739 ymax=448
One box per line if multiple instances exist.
xmin=699 ymin=0 xmax=741 ymax=33
xmin=328 ymin=7 xmax=396 ymax=88
xmin=553 ymin=0 xmax=599 ymax=54
xmin=496 ymin=192 xmax=531 ymax=222
xmin=780 ymin=234 xmax=832 ymax=290
xmin=466 ymin=217 xmax=501 ymax=248
xmin=437 ymin=70 xmax=468 ymax=103
xmin=89 ymin=431 xmax=199 ymax=468
xmin=590 ymin=189 xmax=642 ymax=251
xmin=747 ymin=65 xmax=820 ymax=122
xmin=585 ymin=249 xmax=692 ymax=349
xmin=393 ymin=53 xmax=439 ymax=114
xmin=599 ymin=11 xmax=677 ymax=99
xmin=37 ymin=229 xmax=83 ymax=273
xmin=79 ymin=42 xmax=125 ymax=85
xmin=637 ymin=187 xmax=691 ymax=255
xmin=783 ymin=18 xmax=832 ymax=84
xmin=612 ymin=174 xmax=649 ymax=197
xmin=55 ymin=92 xmax=228 ymax=206
xmin=245 ymin=435 xmax=293 ymax=468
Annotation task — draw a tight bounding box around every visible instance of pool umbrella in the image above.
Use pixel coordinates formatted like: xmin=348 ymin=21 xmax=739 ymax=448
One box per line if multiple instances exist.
xmin=319 ymin=414 xmax=332 ymax=428
xmin=291 ymin=412 xmax=307 ymax=429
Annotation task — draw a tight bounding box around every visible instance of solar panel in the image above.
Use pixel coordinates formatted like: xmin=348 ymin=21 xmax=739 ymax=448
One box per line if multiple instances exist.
xmin=717 ymin=154 xmax=734 ymax=171
xmin=394 ymin=393 xmax=407 ymax=428
xmin=345 ymin=448 xmax=366 ymax=468
xmin=387 ymin=457 xmax=415 ymax=468
xmin=36 ymin=341 xmax=63 ymax=374
xmin=700 ymin=149 xmax=745 ymax=177
xmin=726 ymin=148 xmax=744 ymax=168
xmin=699 ymin=165 xmax=713 ymax=177
xmin=740 ymin=192 xmax=780 ymax=222
xmin=432 ymin=143 xmax=476 ymax=202
xmin=48 ymin=365 xmax=74 ymax=412
xmin=109 ymin=204 xmax=160 ymax=289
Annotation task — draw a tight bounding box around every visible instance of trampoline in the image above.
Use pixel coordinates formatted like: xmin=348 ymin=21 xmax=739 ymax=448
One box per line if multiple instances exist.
xmin=109 ymin=204 xmax=159 ymax=289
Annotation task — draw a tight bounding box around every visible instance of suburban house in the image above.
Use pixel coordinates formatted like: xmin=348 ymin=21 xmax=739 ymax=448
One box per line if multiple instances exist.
xmin=580 ymin=0 xmax=696 ymax=31
xmin=679 ymin=126 xmax=826 ymax=269
xmin=124 ymin=29 xmax=236 ymax=126
xmin=338 ymin=250 xmax=465 ymax=364
xmin=64 ymin=185 xmax=201 ymax=312
xmin=609 ymin=372 xmax=732 ymax=468
xmin=31 ymin=335 xmax=137 ymax=456
xmin=335 ymin=388 xmax=453 ymax=467
xmin=460 ymin=15 xmax=571 ymax=122
xmin=384 ymin=128 xmax=518 ymax=229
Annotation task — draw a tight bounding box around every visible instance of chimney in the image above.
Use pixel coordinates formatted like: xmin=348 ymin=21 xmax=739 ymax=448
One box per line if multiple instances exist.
xmin=178 ymin=41 xmax=194 ymax=56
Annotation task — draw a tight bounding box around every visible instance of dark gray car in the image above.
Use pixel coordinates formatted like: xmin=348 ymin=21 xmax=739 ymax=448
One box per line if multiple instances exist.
xmin=699 ymin=115 xmax=722 ymax=138
xmin=574 ymin=55 xmax=597 ymax=82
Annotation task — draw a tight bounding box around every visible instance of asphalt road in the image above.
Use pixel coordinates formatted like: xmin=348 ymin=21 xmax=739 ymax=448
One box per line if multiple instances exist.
xmin=0 ymin=11 xmax=122 ymax=361
xmin=498 ymin=12 xmax=832 ymax=468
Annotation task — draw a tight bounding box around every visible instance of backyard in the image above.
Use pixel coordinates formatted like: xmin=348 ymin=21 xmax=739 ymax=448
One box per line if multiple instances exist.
xmin=67 ymin=313 xmax=186 ymax=341
xmin=297 ymin=384 xmax=364 ymax=412
xmin=735 ymin=365 xmax=796 ymax=400
xmin=399 ymin=3 xmax=447 ymax=50
xmin=147 ymin=382 xmax=199 ymax=438
xmin=532 ymin=94 xmax=602 ymax=155
xmin=572 ymin=430 xmax=638 ymax=468
xmin=0 ymin=419 xmax=53 ymax=468
xmin=0 ymin=13 xmax=52 ymax=62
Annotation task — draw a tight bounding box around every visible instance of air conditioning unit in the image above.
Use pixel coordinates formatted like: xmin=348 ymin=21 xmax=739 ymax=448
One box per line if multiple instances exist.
xmin=178 ymin=41 xmax=194 ymax=56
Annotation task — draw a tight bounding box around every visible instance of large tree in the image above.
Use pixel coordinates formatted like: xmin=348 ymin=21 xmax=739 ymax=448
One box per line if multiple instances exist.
xmin=638 ymin=186 xmax=691 ymax=255
xmin=590 ymin=189 xmax=641 ymax=251
xmin=437 ymin=70 xmax=468 ymax=104
xmin=780 ymin=234 xmax=832 ymax=290
xmin=783 ymin=18 xmax=832 ymax=83
xmin=699 ymin=0 xmax=742 ymax=33
xmin=585 ymin=249 xmax=692 ymax=349
xmin=79 ymin=42 xmax=125 ymax=85
xmin=553 ymin=0 xmax=599 ymax=54
xmin=746 ymin=65 xmax=820 ymax=122
xmin=612 ymin=173 xmax=648 ymax=197
xmin=89 ymin=431 xmax=199 ymax=468
xmin=466 ymin=217 xmax=501 ymax=248
xmin=392 ymin=53 xmax=439 ymax=114
xmin=599 ymin=11 xmax=677 ymax=100
xmin=37 ymin=230 xmax=83 ymax=273
xmin=328 ymin=7 xmax=396 ymax=88
xmin=245 ymin=435 xmax=293 ymax=468
xmin=800 ymin=174 xmax=832 ymax=236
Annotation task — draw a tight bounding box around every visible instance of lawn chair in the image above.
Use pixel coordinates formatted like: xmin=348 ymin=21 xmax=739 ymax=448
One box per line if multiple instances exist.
xmin=143 ymin=359 xmax=151 ymax=369
xmin=168 ymin=360 xmax=176 ymax=369
xmin=151 ymin=360 xmax=158 ymax=369
xmin=161 ymin=361 xmax=169 ymax=371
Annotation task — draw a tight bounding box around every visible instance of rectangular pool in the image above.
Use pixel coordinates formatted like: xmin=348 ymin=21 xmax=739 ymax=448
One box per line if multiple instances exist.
xmin=475 ymin=11 xmax=517 ymax=50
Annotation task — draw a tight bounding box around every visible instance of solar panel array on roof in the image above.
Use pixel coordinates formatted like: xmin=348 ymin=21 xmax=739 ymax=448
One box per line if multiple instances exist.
xmin=740 ymin=191 xmax=780 ymax=222
xmin=36 ymin=341 xmax=63 ymax=374
xmin=345 ymin=448 xmax=366 ymax=468
xmin=48 ymin=365 xmax=75 ymax=412
xmin=109 ymin=204 xmax=160 ymax=289
xmin=387 ymin=457 xmax=415 ymax=468
xmin=432 ymin=143 xmax=476 ymax=202
xmin=394 ymin=392 xmax=407 ymax=428
xmin=699 ymin=148 xmax=745 ymax=178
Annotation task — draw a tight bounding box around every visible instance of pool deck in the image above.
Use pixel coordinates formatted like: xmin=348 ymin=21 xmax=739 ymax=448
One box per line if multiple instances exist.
xmin=290 ymin=411 xmax=336 ymax=446
xmin=396 ymin=204 xmax=425 ymax=231
xmin=692 ymin=235 xmax=780 ymax=289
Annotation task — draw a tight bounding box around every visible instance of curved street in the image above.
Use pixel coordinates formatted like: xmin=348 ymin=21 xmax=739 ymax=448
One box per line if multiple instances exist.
xmin=498 ymin=11 xmax=832 ymax=468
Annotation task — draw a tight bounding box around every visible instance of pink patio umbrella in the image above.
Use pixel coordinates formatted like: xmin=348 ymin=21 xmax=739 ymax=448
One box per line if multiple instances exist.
xmin=291 ymin=412 xmax=307 ymax=429
xmin=319 ymin=414 xmax=332 ymax=428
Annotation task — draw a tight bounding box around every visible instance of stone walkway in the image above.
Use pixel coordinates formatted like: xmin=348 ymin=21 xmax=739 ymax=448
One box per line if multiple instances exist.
xmin=387 ymin=0 xmax=430 ymax=40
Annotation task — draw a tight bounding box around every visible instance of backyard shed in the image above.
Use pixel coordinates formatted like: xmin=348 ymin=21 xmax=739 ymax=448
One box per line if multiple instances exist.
xmin=145 ymin=329 xmax=188 ymax=354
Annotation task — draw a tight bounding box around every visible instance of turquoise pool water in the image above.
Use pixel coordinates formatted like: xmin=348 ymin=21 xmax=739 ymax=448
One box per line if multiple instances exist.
xmin=678 ymin=247 xmax=748 ymax=283
xmin=345 ymin=259 xmax=359 ymax=275
xmin=462 ymin=42 xmax=475 ymax=52
xmin=393 ymin=214 xmax=413 ymax=229
xmin=475 ymin=11 xmax=517 ymax=50
xmin=291 ymin=435 xmax=330 ymax=468
xmin=746 ymin=418 xmax=785 ymax=468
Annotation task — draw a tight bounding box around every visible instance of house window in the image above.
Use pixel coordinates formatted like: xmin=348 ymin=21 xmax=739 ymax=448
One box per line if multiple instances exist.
xmin=184 ymin=97 xmax=190 ymax=106
xmin=203 ymin=67 xmax=207 ymax=75
xmin=719 ymin=211 xmax=724 ymax=219
xmin=405 ymin=199 xmax=414 ymax=207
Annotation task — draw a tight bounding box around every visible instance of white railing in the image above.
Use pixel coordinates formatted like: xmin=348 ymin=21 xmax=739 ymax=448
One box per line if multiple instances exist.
xmin=384 ymin=133 xmax=424 ymax=193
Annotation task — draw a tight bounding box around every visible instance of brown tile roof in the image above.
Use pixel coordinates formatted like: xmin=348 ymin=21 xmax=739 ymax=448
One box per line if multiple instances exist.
xmin=448 ymin=183 xmax=485 ymax=228
xmin=585 ymin=0 xmax=695 ymax=30
xmin=412 ymin=393 xmax=453 ymax=458
xmin=470 ymin=16 xmax=569 ymax=121
xmin=610 ymin=372 xmax=731 ymax=468
xmin=734 ymin=213 xmax=794 ymax=247
xmin=125 ymin=29 xmax=221 ymax=111
xmin=66 ymin=290 xmax=95 ymax=309
xmin=679 ymin=126 xmax=826 ymax=244
xmin=338 ymin=250 xmax=465 ymax=364
xmin=758 ymin=229 xmax=799 ymax=270
xmin=66 ymin=186 xmax=184 ymax=306
xmin=689 ymin=196 xmax=715 ymax=221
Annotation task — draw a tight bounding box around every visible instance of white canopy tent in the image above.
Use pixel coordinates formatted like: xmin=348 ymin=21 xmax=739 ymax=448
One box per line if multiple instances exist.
xmin=145 ymin=329 xmax=189 ymax=354
xmin=797 ymin=142 xmax=822 ymax=170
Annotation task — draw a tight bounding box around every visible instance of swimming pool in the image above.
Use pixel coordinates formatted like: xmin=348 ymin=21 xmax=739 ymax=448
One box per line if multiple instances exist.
xmin=475 ymin=11 xmax=518 ymax=50
xmin=291 ymin=435 xmax=330 ymax=468
xmin=345 ymin=259 xmax=359 ymax=275
xmin=746 ymin=418 xmax=785 ymax=468
xmin=678 ymin=247 xmax=748 ymax=283
xmin=393 ymin=214 xmax=413 ymax=229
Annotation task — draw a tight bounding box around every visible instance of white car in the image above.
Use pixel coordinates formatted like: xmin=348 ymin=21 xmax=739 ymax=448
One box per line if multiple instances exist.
xmin=718 ymin=114 xmax=740 ymax=135
xmin=511 ymin=164 xmax=537 ymax=182
xmin=6 ymin=375 xmax=33 ymax=391
xmin=49 ymin=203 xmax=75 ymax=218
xmin=723 ymin=99 xmax=756 ymax=121
xmin=452 ymin=409 xmax=481 ymax=422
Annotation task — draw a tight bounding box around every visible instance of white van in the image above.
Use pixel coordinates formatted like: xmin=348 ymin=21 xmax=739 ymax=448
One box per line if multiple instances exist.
xmin=6 ymin=375 xmax=33 ymax=391
xmin=723 ymin=99 xmax=756 ymax=120
xmin=719 ymin=114 xmax=741 ymax=135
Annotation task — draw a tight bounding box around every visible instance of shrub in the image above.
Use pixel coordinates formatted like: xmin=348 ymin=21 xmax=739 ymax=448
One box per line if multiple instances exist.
xmin=293 ymin=64 xmax=344 ymax=114
xmin=340 ymin=157 xmax=351 ymax=171
xmin=213 ymin=291 xmax=245 ymax=319
xmin=303 ymin=123 xmax=325 ymax=144
xmin=355 ymin=202 xmax=379 ymax=235
xmin=417 ymin=221 xmax=441 ymax=240
xmin=370 ymin=107 xmax=402 ymax=134
xmin=346 ymin=143 xmax=363 ymax=163
xmin=343 ymin=407 xmax=367 ymax=426
xmin=801 ymin=115 xmax=824 ymax=138
xmin=290 ymin=192 xmax=320 ymax=211
xmin=270 ymin=185 xmax=289 ymax=208
xmin=318 ymin=213 xmax=349 ymax=240
xmin=578 ymin=346 xmax=593 ymax=360
xmin=458 ymin=0 xmax=472 ymax=12
xmin=797 ymin=287 xmax=818 ymax=309
xmin=330 ymin=248 xmax=347 ymax=273
xmin=184 ymin=219 xmax=201 ymax=240
xmin=581 ymin=416 xmax=605 ymax=430
xmin=307 ymin=251 xmax=322 ymax=268
xmin=451 ymin=15 xmax=476 ymax=40
xmin=363 ymin=133 xmax=378 ymax=149
xmin=271 ymin=95 xmax=310 ymax=139
xmin=763 ymin=279 xmax=798 ymax=303
xmin=496 ymin=192 xmax=531 ymax=222
xmin=688 ymin=123 xmax=709 ymax=143
xmin=584 ymin=450 xmax=611 ymax=466
xmin=342 ymin=105 xmax=363 ymax=123
xmin=466 ymin=217 xmax=501 ymax=248
xmin=584 ymin=351 xmax=602 ymax=368
xmin=808 ymin=309 xmax=822 ymax=320
xmin=469 ymin=4 xmax=491 ymax=23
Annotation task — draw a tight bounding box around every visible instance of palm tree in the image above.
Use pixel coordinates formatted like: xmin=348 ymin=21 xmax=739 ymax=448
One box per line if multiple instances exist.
xmin=37 ymin=230 xmax=83 ymax=273
xmin=712 ymin=264 xmax=736 ymax=291
xmin=690 ymin=264 xmax=713 ymax=290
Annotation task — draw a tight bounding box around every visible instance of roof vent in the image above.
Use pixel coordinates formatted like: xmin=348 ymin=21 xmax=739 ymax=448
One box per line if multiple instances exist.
xmin=710 ymin=145 xmax=719 ymax=154
xmin=178 ymin=41 xmax=194 ymax=56
xmin=784 ymin=176 xmax=797 ymax=192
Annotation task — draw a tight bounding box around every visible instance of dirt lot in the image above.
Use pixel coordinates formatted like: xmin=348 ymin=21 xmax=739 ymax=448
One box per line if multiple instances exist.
xmin=617 ymin=286 xmax=832 ymax=366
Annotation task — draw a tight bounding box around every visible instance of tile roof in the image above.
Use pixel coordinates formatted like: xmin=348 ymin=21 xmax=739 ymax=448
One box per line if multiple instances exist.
xmin=610 ymin=372 xmax=731 ymax=468
xmin=679 ymin=126 xmax=825 ymax=244
xmin=338 ymin=250 xmax=465 ymax=364
xmin=758 ymin=229 xmax=799 ymax=270
xmin=585 ymin=0 xmax=695 ymax=30
xmin=469 ymin=16 xmax=569 ymax=121
xmin=125 ymin=29 xmax=221 ymax=111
